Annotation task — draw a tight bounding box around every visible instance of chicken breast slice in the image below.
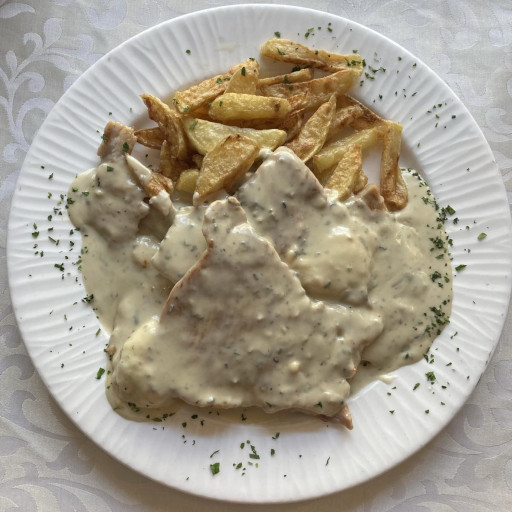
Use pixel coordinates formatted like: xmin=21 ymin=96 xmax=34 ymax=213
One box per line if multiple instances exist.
xmin=110 ymin=197 xmax=383 ymax=423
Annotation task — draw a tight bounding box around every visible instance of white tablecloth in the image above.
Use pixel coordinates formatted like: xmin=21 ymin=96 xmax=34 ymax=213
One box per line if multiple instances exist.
xmin=1 ymin=1 xmax=511 ymax=510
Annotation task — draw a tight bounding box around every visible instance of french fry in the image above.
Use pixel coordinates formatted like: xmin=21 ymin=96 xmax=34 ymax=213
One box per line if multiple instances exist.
xmin=312 ymin=125 xmax=383 ymax=177
xmin=140 ymin=94 xmax=188 ymax=160
xmin=326 ymin=104 xmax=364 ymax=141
xmin=261 ymin=38 xmax=364 ymax=73
xmin=224 ymin=59 xmax=259 ymax=94
xmin=324 ymin=144 xmax=363 ymax=200
xmin=176 ymin=169 xmax=200 ymax=194
xmin=353 ymin=168 xmax=368 ymax=193
xmin=338 ymin=95 xmax=384 ymax=130
xmin=259 ymin=69 xmax=359 ymax=110
xmin=380 ymin=122 xmax=407 ymax=211
xmin=286 ymin=95 xmax=336 ymax=161
xmin=194 ymin=134 xmax=259 ymax=205
xmin=223 ymin=93 xmax=306 ymax=130
xmin=182 ymin=117 xmax=286 ymax=154
xmin=208 ymin=93 xmax=291 ymax=122
xmin=281 ymin=112 xmax=303 ymax=142
xmin=173 ymin=59 xmax=252 ymax=113
xmin=134 ymin=127 xmax=165 ymax=149
xmin=159 ymin=140 xmax=189 ymax=182
xmin=257 ymin=67 xmax=313 ymax=87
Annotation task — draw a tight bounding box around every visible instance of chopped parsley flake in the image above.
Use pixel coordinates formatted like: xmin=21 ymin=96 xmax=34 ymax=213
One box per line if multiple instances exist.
xmin=210 ymin=462 xmax=220 ymax=475
xmin=96 ymin=367 xmax=105 ymax=379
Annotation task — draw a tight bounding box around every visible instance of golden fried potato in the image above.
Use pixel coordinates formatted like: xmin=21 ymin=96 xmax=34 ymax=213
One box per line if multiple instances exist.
xmin=159 ymin=140 xmax=188 ymax=181
xmin=140 ymin=94 xmax=188 ymax=160
xmin=259 ymin=69 xmax=359 ymax=110
xmin=312 ymin=125 xmax=383 ymax=177
xmin=208 ymin=93 xmax=291 ymax=122
xmin=286 ymin=95 xmax=336 ymax=161
xmin=194 ymin=134 xmax=259 ymax=205
xmin=134 ymin=127 xmax=165 ymax=149
xmin=338 ymin=95 xmax=385 ymax=130
xmin=173 ymin=59 xmax=252 ymax=113
xmin=379 ymin=121 xmax=407 ymax=211
xmin=326 ymin=104 xmax=365 ymax=141
xmin=224 ymin=59 xmax=260 ymax=94
xmin=353 ymin=167 xmax=368 ymax=193
xmin=257 ymin=67 xmax=313 ymax=87
xmin=176 ymin=169 xmax=200 ymax=194
xmin=261 ymin=38 xmax=364 ymax=73
xmin=324 ymin=144 xmax=363 ymax=200
xmin=182 ymin=117 xmax=286 ymax=154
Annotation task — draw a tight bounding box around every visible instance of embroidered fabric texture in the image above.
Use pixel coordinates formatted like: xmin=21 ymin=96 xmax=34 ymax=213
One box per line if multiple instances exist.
xmin=1 ymin=1 xmax=511 ymax=510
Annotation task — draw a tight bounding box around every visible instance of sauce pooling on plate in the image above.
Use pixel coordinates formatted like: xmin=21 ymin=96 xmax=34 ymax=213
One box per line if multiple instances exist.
xmin=68 ymin=146 xmax=452 ymax=426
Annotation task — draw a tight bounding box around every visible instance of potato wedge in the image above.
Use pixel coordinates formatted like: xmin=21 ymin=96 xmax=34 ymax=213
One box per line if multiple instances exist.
xmin=312 ymin=125 xmax=383 ymax=176
xmin=353 ymin=168 xmax=368 ymax=193
xmin=140 ymin=94 xmax=188 ymax=160
xmin=194 ymin=134 xmax=259 ymax=204
xmin=257 ymin=67 xmax=313 ymax=87
xmin=159 ymin=140 xmax=188 ymax=181
xmin=261 ymin=38 xmax=364 ymax=73
xmin=286 ymin=95 xmax=336 ymax=161
xmin=380 ymin=122 xmax=407 ymax=211
xmin=259 ymin=69 xmax=359 ymax=110
xmin=173 ymin=59 xmax=252 ymax=113
xmin=134 ymin=127 xmax=165 ymax=150
xmin=224 ymin=59 xmax=259 ymax=94
xmin=183 ymin=117 xmax=286 ymax=154
xmin=176 ymin=168 xmax=200 ymax=194
xmin=208 ymin=93 xmax=291 ymax=122
xmin=338 ymin=95 xmax=385 ymax=130
xmin=326 ymin=104 xmax=365 ymax=141
xmin=324 ymin=144 xmax=363 ymax=200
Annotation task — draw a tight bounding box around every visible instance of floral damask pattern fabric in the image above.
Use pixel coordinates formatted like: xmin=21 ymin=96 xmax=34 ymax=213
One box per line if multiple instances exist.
xmin=1 ymin=1 xmax=511 ymax=510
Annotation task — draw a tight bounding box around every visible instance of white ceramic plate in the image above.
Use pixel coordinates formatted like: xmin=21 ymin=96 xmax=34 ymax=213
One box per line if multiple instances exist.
xmin=7 ymin=4 xmax=512 ymax=504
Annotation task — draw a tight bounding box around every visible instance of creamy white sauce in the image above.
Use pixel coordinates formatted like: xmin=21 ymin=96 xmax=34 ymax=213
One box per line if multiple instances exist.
xmin=67 ymin=147 xmax=452 ymax=421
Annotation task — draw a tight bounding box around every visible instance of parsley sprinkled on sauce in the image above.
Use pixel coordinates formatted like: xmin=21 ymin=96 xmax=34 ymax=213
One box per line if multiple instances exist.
xmin=122 ymin=142 xmax=129 ymax=152
xmin=106 ymin=166 xmax=114 ymax=172
xmin=241 ymin=66 xmax=246 ymax=76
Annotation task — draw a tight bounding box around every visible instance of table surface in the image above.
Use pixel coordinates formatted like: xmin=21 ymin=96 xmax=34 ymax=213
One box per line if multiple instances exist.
xmin=1 ymin=1 xmax=511 ymax=510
